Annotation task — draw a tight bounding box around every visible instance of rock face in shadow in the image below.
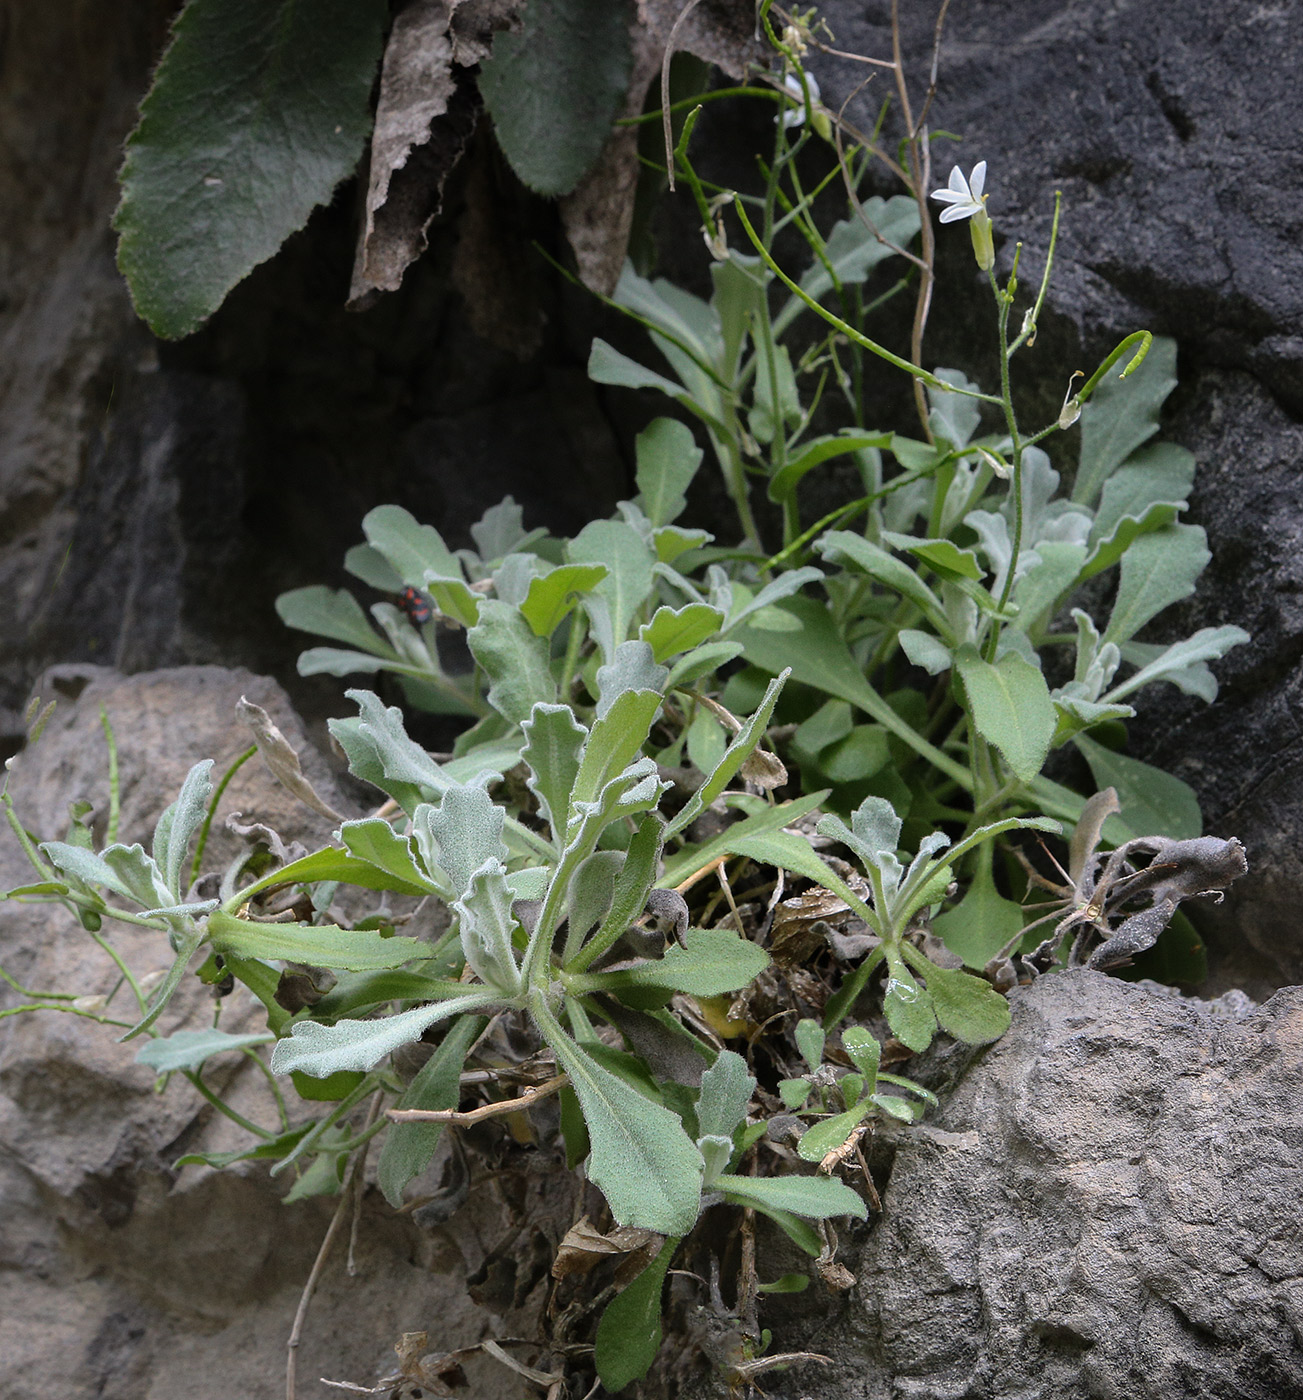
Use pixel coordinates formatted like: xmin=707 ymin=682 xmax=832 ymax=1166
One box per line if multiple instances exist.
xmin=770 ymin=971 xmax=1303 ymax=1400
xmin=813 ymin=0 xmax=1303 ymax=993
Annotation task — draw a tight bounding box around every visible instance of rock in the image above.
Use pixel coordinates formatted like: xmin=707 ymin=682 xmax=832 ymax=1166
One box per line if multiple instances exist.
xmin=766 ymin=971 xmax=1303 ymax=1400
xmin=0 ymin=667 xmax=561 ymax=1399
xmin=807 ymin=1 xmax=1303 ymax=992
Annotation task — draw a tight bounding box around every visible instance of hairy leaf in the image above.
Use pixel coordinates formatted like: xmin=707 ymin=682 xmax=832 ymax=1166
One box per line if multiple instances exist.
xmin=270 ymin=991 xmax=501 ymax=1077
xmin=478 ymin=0 xmax=631 ymax=197
xmin=207 ymin=910 xmax=428 ymax=971
xmin=135 ymin=1027 xmax=273 ymax=1074
xmin=954 ymin=645 xmax=1056 ymax=783
xmin=536 ymin=999 xmax=703 ymax=1234
xmin=114 ymin=0 xmax=387 ymax=337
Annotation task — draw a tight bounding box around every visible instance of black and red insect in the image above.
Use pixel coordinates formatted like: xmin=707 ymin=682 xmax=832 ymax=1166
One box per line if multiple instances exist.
xmin=398 ymin=586 xmax=433 ymax=625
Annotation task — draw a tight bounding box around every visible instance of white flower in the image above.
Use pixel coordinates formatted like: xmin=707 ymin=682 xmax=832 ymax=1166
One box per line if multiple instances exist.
xmin=779 ymin=70 xmax=821 ymax=128
xmin=930 ymin=162 xmax=988 ymax=223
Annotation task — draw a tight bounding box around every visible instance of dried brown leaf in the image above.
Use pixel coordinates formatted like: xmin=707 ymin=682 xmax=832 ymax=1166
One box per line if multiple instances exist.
xmin=237 ymin=696 xmax=344 ymax=822
xmin=349 ymin=0 xmax=525 ymax=307
xmin=560 ymin=0 xmax=768 ymax=292
xmin=552 ymin=1214 xmax=660 ymax=1280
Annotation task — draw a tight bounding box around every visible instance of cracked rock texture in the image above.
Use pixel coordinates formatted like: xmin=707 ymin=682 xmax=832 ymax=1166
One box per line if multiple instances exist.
xmin=760 ymin=971 xmax=1303 ymax=1400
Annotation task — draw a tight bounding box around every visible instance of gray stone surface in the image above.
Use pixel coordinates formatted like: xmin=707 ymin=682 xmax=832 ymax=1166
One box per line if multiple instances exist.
xmin=0 ymin=667 xmax=556 ymax=1399
xmin=758 ymin=971 xmax=1303 ymax=1400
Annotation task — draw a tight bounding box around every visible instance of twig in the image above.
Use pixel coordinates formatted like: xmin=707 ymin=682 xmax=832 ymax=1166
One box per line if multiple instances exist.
xmin=287 ymin=1095 xmax=384 ymax=1398
xmin=385 ymin=1075 xmax=568 ymax=1127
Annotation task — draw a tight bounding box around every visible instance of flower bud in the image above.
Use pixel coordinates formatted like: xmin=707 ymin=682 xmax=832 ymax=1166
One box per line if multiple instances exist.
xmin=969 ymin=207 xmax=995 ymax=272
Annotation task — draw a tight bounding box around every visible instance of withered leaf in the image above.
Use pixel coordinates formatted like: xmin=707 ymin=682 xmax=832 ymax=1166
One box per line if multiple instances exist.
xmin=237 ymin=696 xmax=344 ymax=822
xmin=350 ymin=0 xmax=525 ymax=307
xmin=552 ymin=1213 xmax=660 ymax=1280
xmin=560 ymin=0 xmax=769 ymax=293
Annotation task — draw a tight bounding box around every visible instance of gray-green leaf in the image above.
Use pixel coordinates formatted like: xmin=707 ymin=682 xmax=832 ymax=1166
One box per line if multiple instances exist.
xmin=954 ymin=644 xmax=1056 ymax=783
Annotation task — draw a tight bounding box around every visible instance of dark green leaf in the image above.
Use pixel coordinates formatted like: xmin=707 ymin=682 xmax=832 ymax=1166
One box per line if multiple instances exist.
xmin=114 ymin=0 xmax=387 ymax=337
xmin=478 ymin=0 xmax=631 ymax=198
xmin=377 ymin=1015 xmax=483 ymax=1208
xmin=594 ymin=1236 xmax=678 ymax=1393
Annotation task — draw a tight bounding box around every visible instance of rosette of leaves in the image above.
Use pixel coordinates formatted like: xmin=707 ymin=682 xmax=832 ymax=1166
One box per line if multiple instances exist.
xmin=253 ymin=671 xmax=871 ymax=1249
xmin=777 ymin=1020 xmax=937 ymax=1164
xmin=276 ymin=416 xmax=820 ymax=740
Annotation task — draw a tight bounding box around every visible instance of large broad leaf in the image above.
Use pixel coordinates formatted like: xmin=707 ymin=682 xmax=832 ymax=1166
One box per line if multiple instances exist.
xmin=954 ymin=645 xmax=1056 ymax=784
xmin=536 ymin=999 xmax=703 ymax=1234
xmin=478 ymin=0 xmax=631 ymax=198
xmin=594 ymin=1236 xmax=678 ymax=1394
xmin=207 ymin=909 xmax=429 ymax=971
xmin=1102 ymin=525 xmax=1210 ymax=646
xmin=1073 ymin=337 xmax=1177 ymax=506
xmin=377 ymin=1015 xmax=484 ymax=1209
xmin=114 ymin=0 xmax=387 ymax=338
xmin=1073 ymin=734 xmax=1202 ymax=841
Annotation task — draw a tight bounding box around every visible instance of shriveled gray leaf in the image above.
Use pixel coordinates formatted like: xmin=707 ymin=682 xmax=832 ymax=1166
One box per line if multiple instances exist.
xmin=237 ymin=697 xmax=343 ymax=822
